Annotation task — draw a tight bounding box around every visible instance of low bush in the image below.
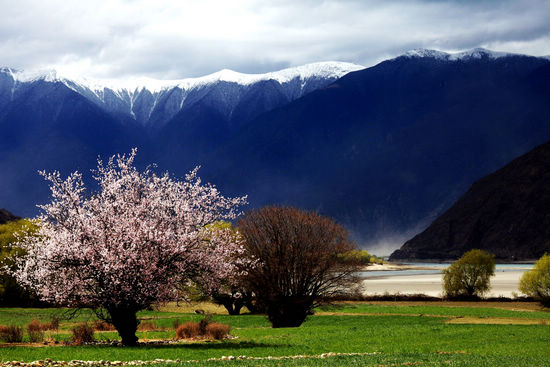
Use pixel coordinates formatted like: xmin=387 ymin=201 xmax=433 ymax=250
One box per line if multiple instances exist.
xmin=175 ymin=316 xmax=231 ymax=340
xmin=175 ymin=322 xmax=200 ymax=339
xmin=173 ymin=319 xmax=181 ymax=329
xmin=0 ymin=324 xmax=23 ymax=343
xmin=198 ymin=315 xmax=212 ymax=335
xmin=47 ymin=316 xmax=60 ymax=331
xmin=205 ymin=322 xmax=231 ymax=340
xmin=71 ymin=323 xmax=94 ymax=345
xmin=137 ymin=321 xmax=158 ymax=331
xmin=93 ymin=320 xmax=115 ymax=331
xmin=26 ymin=319 xmax=45 ymax=342
xmin=26 ymin=319 xmax=44 ymax=331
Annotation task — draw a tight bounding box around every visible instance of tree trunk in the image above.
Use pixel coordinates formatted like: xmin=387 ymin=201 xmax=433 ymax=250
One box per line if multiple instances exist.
xmin=243 ymin=293 xmax=263 ymax=314
xmin=214 ymin=293 xmax=246 ymax=315
xmin=266 ymin=297 xmax=313 ymax=328
xmin=108 ymin=308 xmax=140 ymax=346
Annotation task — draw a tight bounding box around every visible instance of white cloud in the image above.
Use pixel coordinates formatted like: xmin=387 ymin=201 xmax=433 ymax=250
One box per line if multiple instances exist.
xmin=0 ymin=0 xmax=549 ymax=79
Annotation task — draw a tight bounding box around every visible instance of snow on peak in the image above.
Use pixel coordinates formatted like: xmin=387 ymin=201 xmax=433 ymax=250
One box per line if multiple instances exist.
xmin=266 ymin=61 xmax=365 ymax=83
xmin=452 ymin=48 xmax=514 ymax=60
xmin=404 ymin=49 xmax=449 ymax=59
xmin=4 ymin=61 xmax=363 ymax=94
xmin=7 ymin=68 xmax=68 ymax=83
xmin=0 ymin=61 xmax=363 ymax=126
xmin=149 ymin=61 xmax=364 ymax=90
xmin=402 ymin=47 xmax=522 ymax=61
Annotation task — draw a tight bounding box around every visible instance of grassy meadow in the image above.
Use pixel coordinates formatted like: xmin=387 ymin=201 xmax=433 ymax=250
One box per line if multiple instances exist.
xmin=0 ymin=302 xmax=549 ymax=366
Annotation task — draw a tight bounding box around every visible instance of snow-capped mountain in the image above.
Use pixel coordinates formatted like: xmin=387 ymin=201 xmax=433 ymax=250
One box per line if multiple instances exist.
xmin=198 ymin=48 xmax=550 ymax=246
xmin=0 ymin=62 xmax=364 ymax=128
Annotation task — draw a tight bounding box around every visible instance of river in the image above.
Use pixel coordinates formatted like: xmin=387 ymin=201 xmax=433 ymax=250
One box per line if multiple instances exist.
xmin=360 ymin=263 xmax=534 ymax=297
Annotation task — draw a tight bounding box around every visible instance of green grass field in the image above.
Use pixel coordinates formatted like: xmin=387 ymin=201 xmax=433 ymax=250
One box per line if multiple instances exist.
xmin=1 ymin=302 xmax=549 ymax=366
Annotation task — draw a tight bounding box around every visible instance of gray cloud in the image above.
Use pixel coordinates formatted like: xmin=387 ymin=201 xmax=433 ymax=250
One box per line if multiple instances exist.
xmin=0 ymin=0 xmax=549 ymax=79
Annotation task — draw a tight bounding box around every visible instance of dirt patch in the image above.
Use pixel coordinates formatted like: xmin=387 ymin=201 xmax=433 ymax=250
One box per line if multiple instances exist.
xmin=0 ymin=339 xmax=183 ymax=348
xmin=0 ymin=341 xmax=64 ymax=348
xmin=344 ymin=300 xmax=546 ymax=312
xmin=158 ymin=302 xmax=227 ymax=314
xmin=318 ymin=310 xmax=550 ymax=325
xmin=445 ymin=317 xmax=550 ymax=325
xmin=316 ymin=312 xmax=450 ymax=318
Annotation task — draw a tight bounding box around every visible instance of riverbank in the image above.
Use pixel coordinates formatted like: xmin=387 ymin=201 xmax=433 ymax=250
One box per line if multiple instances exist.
xmin=361 ymin=262 xmax=533 ymax=298
xmin=363 ymin=263 xmax=443 ymax=271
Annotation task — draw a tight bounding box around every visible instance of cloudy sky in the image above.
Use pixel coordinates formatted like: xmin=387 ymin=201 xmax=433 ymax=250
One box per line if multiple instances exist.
xmin=1 ymin=0 xmax=549 ymax=79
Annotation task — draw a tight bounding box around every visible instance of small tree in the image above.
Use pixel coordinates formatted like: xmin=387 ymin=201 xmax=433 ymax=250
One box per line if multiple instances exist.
xmin=237 ymin=206 xmax=362 ymax=328
xmin=198 ymin=221 xmax=255 ymax=315
xmin=519 ymin=254 xmax=550 ymax=307
xmin=0 ymin=219 xmax=39 ymax=306
xmin=337 ymin=249 xmax=383 ymax=266
xmin=12 ymin=150 xmax=246 ymax=345
xmin=443 ymin=249 xmax=495 ymax=298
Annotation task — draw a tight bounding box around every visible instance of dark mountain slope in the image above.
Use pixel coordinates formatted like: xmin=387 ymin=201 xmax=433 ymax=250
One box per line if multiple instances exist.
xmin=0 ymin=209 xmax=19 ymax=224
xmin=0 ymin=81 xmax=144 ymax=216
xmin=0 ymin=64 xmax=356 ymax=216
xmin=148 ymin=78 xmax=335 ymax=176
xmin=390 ymin=140 xmax=550 ymax=261
xmin=206 ymin=53 xmax=550 ymax=243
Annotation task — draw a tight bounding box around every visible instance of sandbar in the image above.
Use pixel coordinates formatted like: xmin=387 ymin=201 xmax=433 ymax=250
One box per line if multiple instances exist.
xmin=361 ymin=265 xmax=529 ymax=298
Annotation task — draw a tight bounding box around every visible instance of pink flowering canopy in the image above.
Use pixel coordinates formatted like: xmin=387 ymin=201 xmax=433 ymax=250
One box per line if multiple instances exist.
xmin=14 ymin=149 xmax=247 ymax=312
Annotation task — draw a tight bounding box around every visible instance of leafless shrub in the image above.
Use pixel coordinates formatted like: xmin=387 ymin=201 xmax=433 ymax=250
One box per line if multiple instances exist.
xmin=197 ymin=315 xmax=212 ymax=335
xmin=26 ymin=319 xmax=45 ymax=342
xmin=137 ymin=321 xmax=158 ymax=331
xmin=205 ymin=323 xmax=231 ymax=340
xmin=47 ymin=316 xmax=60 ymax=331
xmin=175 ymin=322 xmax=200 ymax=339
xmin=175 ymin=316 xmax=230 ymax=340
xmin=93 ymin=320 xmax=115 ymax=331
xmin=238 ymin=206 xmax=362 ymax=327
xmin=0 ymin=325 xmax=23 ymax=343
xmin=71 ymin=323 xmax=94 ymax=345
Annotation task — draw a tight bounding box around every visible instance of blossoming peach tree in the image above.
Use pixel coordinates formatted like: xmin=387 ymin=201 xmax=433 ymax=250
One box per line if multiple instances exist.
xmin=12 ymin=149 xmax=246 ymax=345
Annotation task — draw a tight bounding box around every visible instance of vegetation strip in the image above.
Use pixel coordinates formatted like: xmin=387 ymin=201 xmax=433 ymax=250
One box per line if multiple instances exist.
xmin=0 ymin=352 xmax=380 ymax=366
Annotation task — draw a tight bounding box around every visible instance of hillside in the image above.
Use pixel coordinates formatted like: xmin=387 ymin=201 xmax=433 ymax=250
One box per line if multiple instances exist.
xmin=0 ymin=62 xmax=360 ymax=217
xmin=0 ymin=209 xmax=19 ymax=224
xmin=203 ymin=49 xmax=550 ymax=245
xmin=390 ymin=140 xmax=550 ymax=261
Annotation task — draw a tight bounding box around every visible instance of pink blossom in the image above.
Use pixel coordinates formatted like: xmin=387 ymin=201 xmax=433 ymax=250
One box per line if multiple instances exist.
xmin=13 ymin=149 xmax=247 ymax=311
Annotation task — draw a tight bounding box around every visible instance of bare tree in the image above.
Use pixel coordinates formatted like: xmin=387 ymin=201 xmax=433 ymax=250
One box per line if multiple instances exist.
xmin=238 ymin=206 xmax=361 ymax=327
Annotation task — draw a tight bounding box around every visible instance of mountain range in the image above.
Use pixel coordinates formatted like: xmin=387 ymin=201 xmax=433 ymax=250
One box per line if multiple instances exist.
xmin=1 ymin=48 xmax=550 ymax=255
xmin=1 ymin=62 xmax=362 ymax=128
xmin=0 ymin=61 xmax=362 ymax=218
